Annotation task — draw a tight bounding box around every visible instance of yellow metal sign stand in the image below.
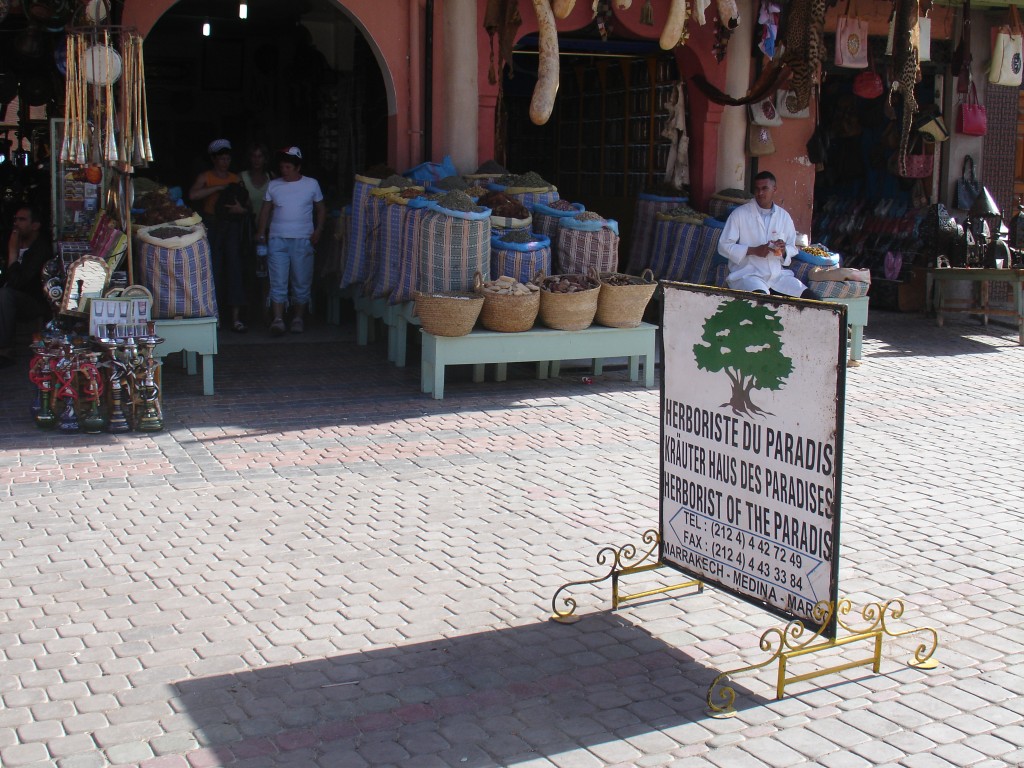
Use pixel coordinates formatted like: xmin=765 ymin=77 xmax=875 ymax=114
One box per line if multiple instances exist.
xmin=549 ymin=531 xmax=940 ymax=712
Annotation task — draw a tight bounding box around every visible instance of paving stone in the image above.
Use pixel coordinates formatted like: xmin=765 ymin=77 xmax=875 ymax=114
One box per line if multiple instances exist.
xmin=1 ymin=315 xmax=1023 ymax=768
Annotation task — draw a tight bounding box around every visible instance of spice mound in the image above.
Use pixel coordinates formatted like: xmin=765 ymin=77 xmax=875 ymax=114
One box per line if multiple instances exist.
xmin=436 ymin=190 xmax=483 ymax=213
xmin=574 ymin=211 xmax=605 ymax=222
xmin=146 ymin=226 xmax=194 ymax=239
xmin=499 ymin=230 xmax=536 ymax=244
xmin=479 ymin=191 xmax=529 ymax=219
xmin=495 ymin=171 xmax=551 ymax=188
xmin=479 ymin=276 xmax=539 ymax=295
xmin=435 ymin=175 xmax=469 ymax=191
xmin=546 ymin=199 xmax=577 ymax=211
xmin=379 ymin=174 xmax=416 ymax=189
xmin=541 ymin=274 xmax=598 ymax=293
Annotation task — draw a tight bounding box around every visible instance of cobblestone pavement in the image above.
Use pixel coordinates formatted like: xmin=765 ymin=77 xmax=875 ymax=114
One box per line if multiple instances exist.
xmin=1 ymin=308 xmax=1022 ymax=768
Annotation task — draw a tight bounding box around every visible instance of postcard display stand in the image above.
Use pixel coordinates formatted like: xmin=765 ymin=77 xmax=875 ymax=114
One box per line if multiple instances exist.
xmin=549 ymin=283 xmax=938 ymax=713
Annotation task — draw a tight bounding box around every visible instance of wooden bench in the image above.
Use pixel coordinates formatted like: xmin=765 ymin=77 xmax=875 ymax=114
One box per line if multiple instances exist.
xmin=420 ymin=323 xmax=657 ymax=400
xmin=154 ymin=317 xmax=218 ymax=395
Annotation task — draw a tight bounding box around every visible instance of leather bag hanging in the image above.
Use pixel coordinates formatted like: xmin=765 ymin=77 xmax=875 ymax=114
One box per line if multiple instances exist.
xmin=956 ymin=79 xmax=987 ymax=136
xmin=956 ymin=155 xmax=981 ymax=210
xmin=748 ymin=124 xmax=776 ymax=156
xmin=806 ymin=87 xmax=829 ymax=168
xmin=989 ymin=5 xmax=1024 ymax=87
xmin=835 ymin=0 xmax=869 ymax=68
xmin=951 ymin=0 xmax=973 ymax=91
xmin=749 ymin=96 xmax=782 ymax=126
xmin=852 ymin=46 xmax=883 ymax=99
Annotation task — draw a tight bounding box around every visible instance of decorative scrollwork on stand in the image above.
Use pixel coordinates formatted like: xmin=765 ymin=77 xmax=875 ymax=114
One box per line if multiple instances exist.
xmin=549 ymin=529 xmax=660 ymax=623
xmin=707 ymin=597 xmax=940 ymax=714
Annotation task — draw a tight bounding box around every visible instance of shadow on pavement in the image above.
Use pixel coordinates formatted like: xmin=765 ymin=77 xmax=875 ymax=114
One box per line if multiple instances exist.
xmin=172 ymin=612 xmax=768 ymax=766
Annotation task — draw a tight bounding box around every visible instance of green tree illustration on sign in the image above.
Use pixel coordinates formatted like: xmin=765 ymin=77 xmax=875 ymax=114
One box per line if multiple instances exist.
xmin=693 ymin=300 xmax=794 ymax=416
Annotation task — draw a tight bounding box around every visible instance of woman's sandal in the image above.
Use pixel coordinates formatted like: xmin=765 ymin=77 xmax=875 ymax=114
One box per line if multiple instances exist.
xmin=232 ymin=320 xmax=247 ymax=334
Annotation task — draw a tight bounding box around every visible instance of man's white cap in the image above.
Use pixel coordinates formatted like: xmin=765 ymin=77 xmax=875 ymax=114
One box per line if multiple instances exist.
xmin=208 ymin=139 xmax=232 ymax=154
xmin=280 ymin=146 xmax=302 ymax=160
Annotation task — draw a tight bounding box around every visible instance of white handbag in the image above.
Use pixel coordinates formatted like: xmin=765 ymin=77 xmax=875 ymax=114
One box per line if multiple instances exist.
xmin=835 ymin=0 xmax=869 ymax=69
xmin=989 ymin=6 xmax=1024 ymax=86
xmin=776 ymin=90 xmax=809 ymax=119
xmin=918 ymin=16 xmax=931 ymax=62
xmin=749 ymin=96 xmax=782 ymax=126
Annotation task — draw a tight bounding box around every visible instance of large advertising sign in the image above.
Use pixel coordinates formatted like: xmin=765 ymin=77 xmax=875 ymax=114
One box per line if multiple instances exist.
xmin=660 ymin=284 xmax=845 ymax=637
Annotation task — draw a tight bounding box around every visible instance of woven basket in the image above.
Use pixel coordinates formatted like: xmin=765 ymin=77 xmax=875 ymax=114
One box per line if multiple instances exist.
xmin=475 ymin=273 xmax=540 ymax=333
xmin=414 ymin=291 xmax=483 ymax=337
xmin=595 ymin=269 xmax=658 ymax=328
xmin=538 ymin=273 xmax=600 ymax=331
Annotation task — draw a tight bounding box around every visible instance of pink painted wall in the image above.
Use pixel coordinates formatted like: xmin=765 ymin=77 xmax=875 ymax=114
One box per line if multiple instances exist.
xmin=127 ymin=0 xmax=954 ymax=227
xmin=124 ymin=0 xmax=418 ymax=171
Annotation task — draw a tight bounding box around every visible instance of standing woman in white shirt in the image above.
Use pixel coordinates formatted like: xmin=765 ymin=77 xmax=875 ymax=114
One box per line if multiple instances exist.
xmin=255 ymin=146 xmax=326 ymax=336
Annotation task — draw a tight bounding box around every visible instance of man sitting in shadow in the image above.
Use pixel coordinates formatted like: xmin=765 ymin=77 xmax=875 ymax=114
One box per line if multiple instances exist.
xmin=0 ymin=204 xmax=51 ymax=367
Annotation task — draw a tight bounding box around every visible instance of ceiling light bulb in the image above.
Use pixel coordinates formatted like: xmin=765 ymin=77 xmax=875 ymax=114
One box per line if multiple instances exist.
xmin=239 ymin=3 xmax=248 ymax=19
xmin=202 ymin=20 xmax=211 ymax=36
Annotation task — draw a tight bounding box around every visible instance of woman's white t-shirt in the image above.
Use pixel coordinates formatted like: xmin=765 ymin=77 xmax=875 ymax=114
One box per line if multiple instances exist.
xmin=264 ymin=176 xmax=323 ymax=239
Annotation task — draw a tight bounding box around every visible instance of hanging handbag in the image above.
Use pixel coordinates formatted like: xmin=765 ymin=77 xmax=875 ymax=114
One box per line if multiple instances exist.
xmin=918 ymin=16 xmax=932 ymax=62
xmin=956 ymin=80 xmax=987 ymax=136
xmin=915 ymin=111 xmax=949 ymax=142
xmin=989 ymin=6 xmax=1024 ymax=87
xmin=806 ymin=87 xmax=829 ymax=167
xmin=777 ymin=89 xmax=809 ymax=119
xmin=899 ymin=135 xmax=932 ymax=179
xmin=956 ymin=155 xmax=981 ymax=210
xmin=748 ymin=125 xmax=776 ymax=156
xmin=951 ymin=0 xmax=971 ymax=75
xmin=835 ymin=0 xmax=869 ymax=68
xmin=852 ymin=47 xmax=883 ymax=99
xmin=749 ymin=96 xmax=782 ymax=126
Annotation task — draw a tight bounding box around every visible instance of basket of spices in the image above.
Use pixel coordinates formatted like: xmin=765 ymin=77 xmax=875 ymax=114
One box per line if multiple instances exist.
xmin=413 ymin=290 xmax=484 ymax=337
xmin=538 ymin=272 xmax=601 ymax=331
xmin=595 ymin=269 xmax=658 ymax=328
xmin=474 ymin=272 xmax=541 ymax=333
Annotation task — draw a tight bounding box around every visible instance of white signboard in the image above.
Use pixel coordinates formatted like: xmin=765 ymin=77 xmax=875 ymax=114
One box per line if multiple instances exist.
xmin=659 ymin=284 xmax=845 ymax=636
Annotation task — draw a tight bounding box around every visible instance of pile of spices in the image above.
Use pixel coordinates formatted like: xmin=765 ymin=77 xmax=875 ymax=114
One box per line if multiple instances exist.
xmin=435 ymin=175 xmax=469 ymax=191
xmin=547 ymin=199 xmax=577 ymax=211
xmin=496 ymin=171 xmax=551 ymax=188
xmin=475 ymin=159 xmax=508 ymax=174
xmin=380 ymin=174 xmax=415 ymax=189
xmin=500 ymin=230 xmax=535 ymax=244
xmin=436 ymin=190 xmax=481 ymax=212
xmin=363 ymin=164 xmax=396 ymax=179
xmin=574 ymin=211 xmax=605 ymax=222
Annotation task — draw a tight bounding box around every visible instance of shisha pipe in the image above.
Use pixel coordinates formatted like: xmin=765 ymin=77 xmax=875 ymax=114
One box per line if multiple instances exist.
xmin=135 ymin=325 xmax=164 ymax=432
xmin=119 ymin=336 xmax=140 ymax=429
xmin=97 ymin=335 xmax=130 ymax=433
xmin=78 ymin=352 xmax=106 ymax=433
xmin=54 ymin=347 xmax=81 ymax=434
xmin=28 ymin=340 xmax=58 ymax=429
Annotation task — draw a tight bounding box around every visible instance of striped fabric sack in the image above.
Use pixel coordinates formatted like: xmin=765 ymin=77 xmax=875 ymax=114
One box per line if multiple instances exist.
xmin=807 ymin=280 xmax=869 ymax=299
xmin=490 ymin=233 xmax=551 ymax=283
xmin=340 ymin=174 xmax=382 ymax=289
xmin=390 ymin=198 xmax=432 ymax=304
xmin=707 ymin=188 xmax=752 ymax=221
xmin=137 ymin=237 xmax=219 ymax=319
xmin=556 ymin=216 xmax=620 ymax=275
xmin=710 ymin=262 xmax=730 ymax=288
xmin=359 ymin=188 xmax=394 ymax=295
xmin=689 ymin=219 xmax=727 ymax=284
xmin=628 ymin=192 xmax=688 ymax=273
xmin=790 ymin=260 xmax=869 ymax=299
xmin=416 ymin=203 xmax=492 ymax=294
xmin=325 ymin=205 xmax=350 ymax=281
xmin=490 ymin=214 xmax=532 ymax=239
xmin=368 ymin=194 xmax=419 ymax=298
xmin=531 ymin=202 xmax=585 ymax=247
xmin=647 ymin=215 xmax=702 ymax=281
xmin=487 ymin=183 xmax=559 ymax=210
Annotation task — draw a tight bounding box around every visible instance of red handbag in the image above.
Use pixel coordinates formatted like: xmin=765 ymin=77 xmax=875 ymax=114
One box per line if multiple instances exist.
xmin=852 ymin=51 xmax=884 ymax=99
xmin=956 ymin=80 xmax=987 ymax=136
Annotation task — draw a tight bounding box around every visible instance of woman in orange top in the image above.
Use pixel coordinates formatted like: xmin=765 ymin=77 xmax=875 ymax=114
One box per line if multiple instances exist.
xmin=189 ymin=139 xmax=248 ymax=332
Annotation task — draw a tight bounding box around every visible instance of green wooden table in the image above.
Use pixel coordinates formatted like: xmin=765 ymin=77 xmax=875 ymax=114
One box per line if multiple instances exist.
xmin=927 ymin=268 xmax=1024 ymax=345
